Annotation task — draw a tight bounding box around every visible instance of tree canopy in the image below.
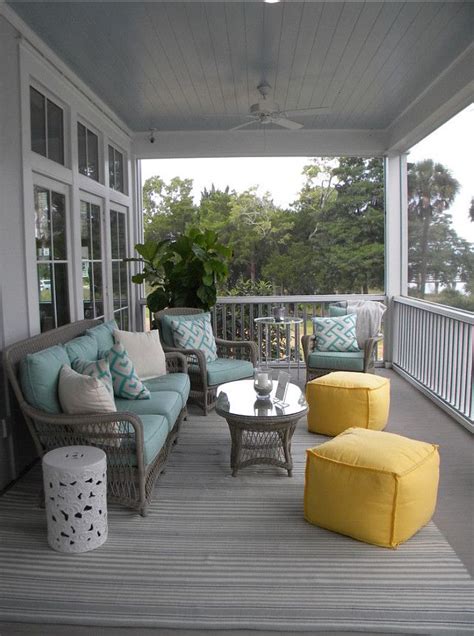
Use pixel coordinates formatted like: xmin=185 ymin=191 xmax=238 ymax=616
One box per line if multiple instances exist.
xmin=140 ymin=157 xmax=472 ymax=308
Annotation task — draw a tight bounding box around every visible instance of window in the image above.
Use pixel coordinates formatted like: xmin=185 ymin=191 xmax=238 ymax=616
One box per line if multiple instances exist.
xmin=109 ymin=145 xmax=125 ymax=193
xmin=80 ymin=200 xmax=104 ymax=320
xmin=78 ymin=122 xmax=99 ymax=181
xmin=407 ymin=105 xmax=473 ymax=311
xmin=34 ymin=185 xmax=70 ymax=332
xmin=110 ymin=208 xmax=129 ymax=329
xmin=30 ymin=87 xmax=64 ymax=165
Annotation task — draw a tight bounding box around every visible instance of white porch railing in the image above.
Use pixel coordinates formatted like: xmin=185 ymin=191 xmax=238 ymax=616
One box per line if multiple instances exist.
xmin=213 ymin=294 xmax=386 ymax=367
xmin=392 ymin=296 xmax=473 ymax=432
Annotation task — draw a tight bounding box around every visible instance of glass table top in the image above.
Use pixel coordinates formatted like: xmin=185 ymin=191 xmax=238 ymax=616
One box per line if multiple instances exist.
xmin=254 ymin=317 xmax=303 ymax=325
xmin=216 ymin=379 xmax=308 ymax=419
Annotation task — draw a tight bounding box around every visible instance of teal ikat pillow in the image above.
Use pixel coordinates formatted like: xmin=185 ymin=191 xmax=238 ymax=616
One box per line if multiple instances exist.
xmin=72 ymin=358 xmax=114 ymax=396
xmin=170 ymin=313 xmax=218 ymax=363
xmin=99 ymin=343 xmax=151 ymax=400
xmin=313 ymin=313 xmax=360 ymax=353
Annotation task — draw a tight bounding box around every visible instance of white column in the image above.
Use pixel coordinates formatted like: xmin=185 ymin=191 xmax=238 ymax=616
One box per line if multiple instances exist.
xmin=384 ymin=154 xmax=408 ymax=364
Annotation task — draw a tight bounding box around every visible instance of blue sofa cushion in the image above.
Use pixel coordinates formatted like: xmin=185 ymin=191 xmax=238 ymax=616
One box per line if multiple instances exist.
xmin=123 ymin=414 xmax=169 ymax=466
xmin=86 ymin=320 xmax=118 ymax=351
xmin=144 ymin=373 xmax=190 ymax=408
xmin=202 ymin=358 xmax=254 ymax=387
xmin=308 ymin=350 xmax=365 ymax=372
xmin=65 ymin=335 xmax=98 ymax=364
xmin=116 ymin=390 xmax=182 ymax=433
xmin=20 ymin=345 xmax=70 ymax=413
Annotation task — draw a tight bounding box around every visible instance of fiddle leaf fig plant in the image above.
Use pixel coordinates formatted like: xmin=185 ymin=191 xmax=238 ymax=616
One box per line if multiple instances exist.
xmin=128 ymin=227 xmax=232 ymax=313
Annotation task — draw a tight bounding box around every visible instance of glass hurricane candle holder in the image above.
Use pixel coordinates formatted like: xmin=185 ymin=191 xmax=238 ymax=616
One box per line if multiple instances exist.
xmin=253 ymin=368 xmax=273 ymax=400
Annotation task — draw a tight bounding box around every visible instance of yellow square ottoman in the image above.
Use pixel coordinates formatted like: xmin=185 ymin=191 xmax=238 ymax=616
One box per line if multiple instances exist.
xmin=306 ymin=371 xmax=390 ymax=436
xmin=304 ymin=428 xmax=440 ymax=548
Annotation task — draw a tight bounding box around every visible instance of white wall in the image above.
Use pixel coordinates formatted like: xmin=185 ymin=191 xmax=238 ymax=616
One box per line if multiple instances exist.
xmin=0 ymin=10 xmax=139 ymax=486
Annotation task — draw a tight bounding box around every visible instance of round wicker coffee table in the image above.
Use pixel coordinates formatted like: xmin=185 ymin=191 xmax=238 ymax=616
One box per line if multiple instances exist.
xmin=216 ymin=379 xmax=308 ymax=477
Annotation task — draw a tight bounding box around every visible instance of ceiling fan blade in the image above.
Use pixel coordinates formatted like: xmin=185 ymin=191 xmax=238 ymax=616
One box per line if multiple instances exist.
xmin=284 ymin=107 xmax=330 ymax=115
xmin=271 ymin=117 xmax=303 ymax=130
xmin=229 ymin=120 xmax=257 ymax=131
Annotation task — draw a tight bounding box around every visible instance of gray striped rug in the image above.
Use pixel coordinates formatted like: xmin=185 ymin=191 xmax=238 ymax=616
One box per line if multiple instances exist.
xmin=0 ymin=412 xmax=472 ymax=633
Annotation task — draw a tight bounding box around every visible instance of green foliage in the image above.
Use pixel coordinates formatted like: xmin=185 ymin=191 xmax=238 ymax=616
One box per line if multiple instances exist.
xmin=129 ymin=227 xmax=232 ymax=312
xmin=139 ymin=157 xmax=472 ymax=308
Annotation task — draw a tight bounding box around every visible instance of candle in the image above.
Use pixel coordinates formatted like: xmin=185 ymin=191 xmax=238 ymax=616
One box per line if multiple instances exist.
xmin=257 ymin=372 xmax=269 ymax=387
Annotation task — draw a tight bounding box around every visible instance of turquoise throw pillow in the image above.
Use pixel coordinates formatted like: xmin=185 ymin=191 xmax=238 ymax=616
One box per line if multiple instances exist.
xmin=65 ymin=335 xmax=98 ymax=363
xmin=170 ymin=313 xmax=218 ymax=362
xmin=20 ymin=345 xmax=70 ymax=413
xmin=86 ymin=320 xmax=118 ymax=352
xmin=100 ymin=343 xmax=151 ymax=400
xmin=313 ymin=314 xmax=360 ymax=352
xmin=72 ymin=358 xmax=114 ymax=396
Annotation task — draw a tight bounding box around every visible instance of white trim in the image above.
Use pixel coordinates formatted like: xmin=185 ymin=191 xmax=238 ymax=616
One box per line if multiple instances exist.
xmin=132 ymin=129 xmax=389 ymax=159
xmin=386 ymin=43 xmax=474 ymax=153
xmin=0 ymin=2 xmax=132 ymax=139
xmin=394 ymin=295 xmax=474 ymax=325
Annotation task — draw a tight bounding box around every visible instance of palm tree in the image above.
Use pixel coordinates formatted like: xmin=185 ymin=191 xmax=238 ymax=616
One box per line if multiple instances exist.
xmin=407 ymin=159 xmax=459 ymax=296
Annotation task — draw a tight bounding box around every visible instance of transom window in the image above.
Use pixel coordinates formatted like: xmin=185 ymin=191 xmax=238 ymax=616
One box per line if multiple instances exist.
xmin=78 ymin=122 xmax=99 ymax=181
xmin=109 ymin=145 xmax=125 ymax=193
xmin=34 ymin=184 xmax=70 ymax=332
xmin=30 ymin=87 xmax=64 ymax=165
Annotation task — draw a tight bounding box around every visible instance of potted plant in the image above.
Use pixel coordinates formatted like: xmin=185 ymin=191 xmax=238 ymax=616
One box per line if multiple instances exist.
xmin=128 ymin=227 xmax=232 ymax=313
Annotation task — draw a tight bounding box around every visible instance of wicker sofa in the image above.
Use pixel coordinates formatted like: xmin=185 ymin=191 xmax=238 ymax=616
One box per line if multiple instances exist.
xmin=3 ymin=319 xmax=190 ymax=516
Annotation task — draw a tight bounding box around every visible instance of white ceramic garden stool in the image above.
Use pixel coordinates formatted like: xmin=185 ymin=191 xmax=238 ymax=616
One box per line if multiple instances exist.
xmin=42 ymin=445 xmax=108 ymax=553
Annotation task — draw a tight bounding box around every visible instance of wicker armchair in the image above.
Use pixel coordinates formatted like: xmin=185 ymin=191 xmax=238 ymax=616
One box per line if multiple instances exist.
xmin=301 ymin=332 xmax=383 ymax=383
xmin=3 ymin=319 xmax=188 ymax=516
xmin=155 ymin=308 xmax=258 ymax=414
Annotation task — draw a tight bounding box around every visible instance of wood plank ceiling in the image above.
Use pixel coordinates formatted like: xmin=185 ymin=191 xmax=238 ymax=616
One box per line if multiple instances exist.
xmin=9 ymin=1 xmax=474 ymax=133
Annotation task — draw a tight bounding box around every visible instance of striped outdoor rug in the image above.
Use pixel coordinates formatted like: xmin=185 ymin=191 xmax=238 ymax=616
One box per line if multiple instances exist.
xmin=0 ymin=411 xmax=472 ymax=633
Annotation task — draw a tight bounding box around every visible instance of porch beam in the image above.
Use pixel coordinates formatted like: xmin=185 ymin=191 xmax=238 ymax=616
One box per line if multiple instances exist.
xmin=132 ymin=129 xmax=388 ymax=160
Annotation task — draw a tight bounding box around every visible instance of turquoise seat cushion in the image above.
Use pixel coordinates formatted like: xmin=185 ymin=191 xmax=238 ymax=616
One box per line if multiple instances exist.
xmin=308 ymin=350 xmax=365 ymax=372
xmin=144 ymin=373 xmax=190 ymax=408
xmin=160 ymin=312 xmax=204 ymax=347
xmin=65 ymin=335 xmax=98 ymax=364
xmin=20 ymin=345 xmax=70 ymax=413
xmin=329 ymin=305 xmax=347 ymax=317
xmin=123 ymin=414 xmax=169 ymax=467
xmin=203 ymin=358 xmax=254 ymax=387
xmin=86 ymin=320 xmax=118 ymax=351
xmin=115 ymin=390 xmax=182 ymax=433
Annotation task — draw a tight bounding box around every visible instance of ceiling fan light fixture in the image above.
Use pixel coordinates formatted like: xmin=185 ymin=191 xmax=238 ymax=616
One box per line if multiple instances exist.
xmin=264 ymin=0 xmax=280 ymax=4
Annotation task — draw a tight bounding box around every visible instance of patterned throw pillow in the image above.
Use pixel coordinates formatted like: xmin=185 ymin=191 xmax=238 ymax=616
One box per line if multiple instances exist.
xmin=313 ymin=314 xmax=360 ymax=352
xmin=100 ymin=343 xmax=151 ymax=400
xmin=170 ymin=314 xmax=218 ymax=363
xmin=72 ymin=358 xmax=114 ymax=396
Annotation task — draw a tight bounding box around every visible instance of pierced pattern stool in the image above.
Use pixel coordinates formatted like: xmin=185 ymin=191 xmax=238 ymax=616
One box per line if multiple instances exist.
xmin=42 ymin=445 xmax=108 ymax=553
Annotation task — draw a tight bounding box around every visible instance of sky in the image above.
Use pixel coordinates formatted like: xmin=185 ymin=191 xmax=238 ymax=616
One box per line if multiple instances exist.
xmin=141 ymin=104 xmax=473 ymax=243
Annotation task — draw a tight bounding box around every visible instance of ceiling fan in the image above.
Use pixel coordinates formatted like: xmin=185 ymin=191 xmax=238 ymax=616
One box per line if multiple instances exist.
xmin=230 ymin=82 xmax=330 ymax=131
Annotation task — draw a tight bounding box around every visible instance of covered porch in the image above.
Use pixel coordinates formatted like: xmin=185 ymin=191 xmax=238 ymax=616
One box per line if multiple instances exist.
xmin=0 ymin=1 xmax=473 ymax=632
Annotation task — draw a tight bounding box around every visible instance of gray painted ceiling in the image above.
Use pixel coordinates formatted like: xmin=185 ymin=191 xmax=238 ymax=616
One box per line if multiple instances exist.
xmin=8 ymin=1 xmax=474 ymax=133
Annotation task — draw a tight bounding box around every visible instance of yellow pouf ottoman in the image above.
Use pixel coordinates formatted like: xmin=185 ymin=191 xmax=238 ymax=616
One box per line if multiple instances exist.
xmin=306 ymin=371 xmax=390 ymax=436
xmin=304 ymin=428 xmax=440 ymax=548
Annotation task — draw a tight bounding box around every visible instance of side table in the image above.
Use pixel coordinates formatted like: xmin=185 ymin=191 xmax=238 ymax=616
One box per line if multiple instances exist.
xmin=42 ymin=445 xmax=108 ymax=553
xmin=254 ymin=316 xmax=303 ymax=378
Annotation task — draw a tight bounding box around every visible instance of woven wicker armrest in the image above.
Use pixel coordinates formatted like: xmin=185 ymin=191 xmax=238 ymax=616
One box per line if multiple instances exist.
xmin=301 ymin=334 xmax=316 ymax=364
xmin=215 ymin=339 xmax=258 ymax=365
xmin=165 ymin=351 xmax=188 ymax=374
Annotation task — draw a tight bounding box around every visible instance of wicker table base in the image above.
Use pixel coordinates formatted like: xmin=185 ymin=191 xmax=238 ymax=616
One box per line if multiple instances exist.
xmin=226 ymin=415 xmax=300 ymax=477
xmin=216 ymin=379 xmax=308 ymax=478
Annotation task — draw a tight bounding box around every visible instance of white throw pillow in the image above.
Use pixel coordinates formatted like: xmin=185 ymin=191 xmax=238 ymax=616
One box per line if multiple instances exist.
xmin=113 ymin=329 xmax=167 ymax=381
xmin=58 ymin=365 xmax=117 ymax=414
